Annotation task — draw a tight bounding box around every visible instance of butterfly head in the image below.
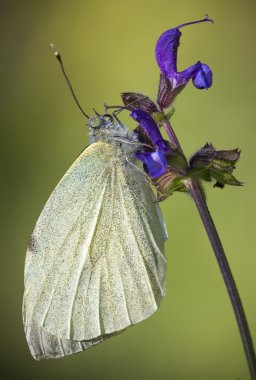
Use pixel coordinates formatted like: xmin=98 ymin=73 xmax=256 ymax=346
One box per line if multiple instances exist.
xmin=88 ymin=113 xmax=114 ymax=130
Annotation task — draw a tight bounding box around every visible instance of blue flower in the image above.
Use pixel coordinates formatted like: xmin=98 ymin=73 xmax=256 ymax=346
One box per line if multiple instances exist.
xmin=135 ymin=149 xmax=167 ymax=178
xmin=131 ymin=109 xmax=171 ymax=178
xmin=155 ymin=17 xmax=213 ymax=91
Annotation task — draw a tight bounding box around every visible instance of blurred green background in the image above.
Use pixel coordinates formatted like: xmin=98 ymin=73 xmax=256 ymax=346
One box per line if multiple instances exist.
xmin=1 ymin=0 xmax=256 ymax=379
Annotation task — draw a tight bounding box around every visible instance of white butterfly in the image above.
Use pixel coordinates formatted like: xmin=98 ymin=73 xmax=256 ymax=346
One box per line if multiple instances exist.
xmin=23 ymin=113 xmax=168 ymax=360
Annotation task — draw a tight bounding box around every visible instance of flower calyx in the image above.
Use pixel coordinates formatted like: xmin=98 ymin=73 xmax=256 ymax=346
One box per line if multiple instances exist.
xmin=189 ymin=143 xmax=243 ymax=188
xmin=121 ymin=92 xmax=159 ymax=113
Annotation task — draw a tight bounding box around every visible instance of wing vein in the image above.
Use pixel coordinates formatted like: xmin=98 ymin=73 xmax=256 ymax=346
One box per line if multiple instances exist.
xmin=67 ymin=178 xmax=109 ymax=338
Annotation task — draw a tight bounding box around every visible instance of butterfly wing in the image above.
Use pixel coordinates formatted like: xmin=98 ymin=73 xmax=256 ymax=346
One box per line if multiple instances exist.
xmin=23 ymin=141 xmax=167 ymax=360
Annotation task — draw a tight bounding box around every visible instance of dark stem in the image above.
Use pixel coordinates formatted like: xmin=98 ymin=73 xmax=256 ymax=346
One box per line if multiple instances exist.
xmin=188 ymin=179 xmax=256 ymax=380
xmin=163 ymin=118 xmax=256 ymax=379
xmin=162 ymin=118 xmax=184 ymax=154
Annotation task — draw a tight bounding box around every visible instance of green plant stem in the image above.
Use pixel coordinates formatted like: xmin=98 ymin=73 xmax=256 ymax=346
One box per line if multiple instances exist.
xmin=163 ymin=118 xmax=256 ymax=380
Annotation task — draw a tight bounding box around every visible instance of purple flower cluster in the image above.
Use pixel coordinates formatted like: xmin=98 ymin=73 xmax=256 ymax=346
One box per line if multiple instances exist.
xmin=133 ymin=17 xmax=213 ymax=178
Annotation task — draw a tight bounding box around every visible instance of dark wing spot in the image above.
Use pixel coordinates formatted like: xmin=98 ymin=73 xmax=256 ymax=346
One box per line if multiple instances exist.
xmin=28 ymin=235 xmax=36 ymax=252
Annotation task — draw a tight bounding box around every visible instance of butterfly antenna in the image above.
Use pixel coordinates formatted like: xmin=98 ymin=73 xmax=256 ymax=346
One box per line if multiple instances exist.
xmin=93 ymin=108 xmax=101 ymax=118
xmin=50 ymin=43 xmax=89 ymax=119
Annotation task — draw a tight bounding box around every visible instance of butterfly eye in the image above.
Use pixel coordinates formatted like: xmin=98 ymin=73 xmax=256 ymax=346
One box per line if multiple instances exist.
xmin=102 ymin=114 xmax=113 ymax=126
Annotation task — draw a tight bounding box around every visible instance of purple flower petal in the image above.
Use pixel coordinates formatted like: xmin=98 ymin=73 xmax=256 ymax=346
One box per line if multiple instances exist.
xmin=136 ymin=149 xmax=167 ymax=178
xmin=155 ymin=17 xmax=213 ymax=91
xmin=131 ymin=109 xmax=163 ymax=146
xmin=155 ymin=28 xmax=181 ymax=79
xmin=178 ymin=61 xmax=202 ymax=81
xmin=131 ymin=109 xmax=171 ymax=177
xmin=130 ymin=109 xmax=172 ymax=154
xmin=192 ymin=63 xmax=212 ymax=89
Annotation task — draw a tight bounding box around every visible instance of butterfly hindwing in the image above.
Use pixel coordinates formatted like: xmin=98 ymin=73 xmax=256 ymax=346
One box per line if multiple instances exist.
xmin=23 ymin=141 xmax=167 ymax=360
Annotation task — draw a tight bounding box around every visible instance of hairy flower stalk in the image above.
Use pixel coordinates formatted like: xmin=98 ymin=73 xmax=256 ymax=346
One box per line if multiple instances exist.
xmin=123 ymin=16 xmax=256 ymax=379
